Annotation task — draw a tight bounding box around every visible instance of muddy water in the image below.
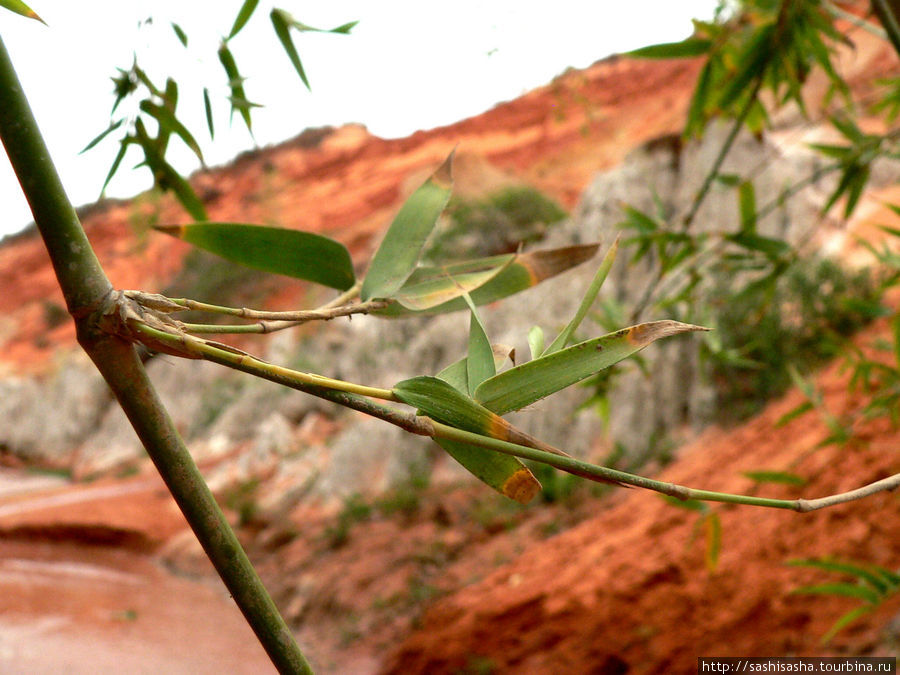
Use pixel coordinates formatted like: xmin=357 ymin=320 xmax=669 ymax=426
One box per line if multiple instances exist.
xmin=0 ymin=471 xmax=276 ymax=674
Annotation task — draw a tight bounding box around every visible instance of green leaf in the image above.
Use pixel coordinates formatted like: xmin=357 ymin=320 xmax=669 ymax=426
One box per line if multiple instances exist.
xmin=788 ymin=558 xmax=895 ymax=594
xmin=218 ymin=42 xmax=254 ymax=133
xmin=100 ymin=137 xmax=131 ymax=197
xmin=738 ymin=181 xmax=757 ymax=232
xmin=393 ymin=376 xmax=542 ymax=503
xmin=80 ymin=119 xmax=124 ymax=154
xmin=792 ymin=583 xmax=881 ymax=604
xmin=391 ymin=255 xmax=513 ymax=310
xmin=726 ymin=231 xmax=790 ymax=260
xmin=435 ymin=438 xmax=540 ymax=504
xmin=704 ymin=512 xmax=721 ymax=573
xmin=0 ymin=0 xmax=44 ymax=23
xmin=133 ymin=120 xmax=207 ymax=221
xmin=375 ymin=244 xmax=600 ymax=317
xmin=474 ymin=321 xmax=709 ymax=415
xmin=171 ymin=22 xmax=188 ymax=47
xmin=361 ymin=153 xmax=454 ymax=301
xmin=528 ymin=326 xmax=544 ymax=361
xmin=228 ymin=0 xmax=260 ymax=40
xmin=742 ymin=471 xmax=807 ymax=486
xmin=820 ymin=605 xmax=874 ymax=644
xmin=627 ymin=38 xmax=712 ymax=59
xmin=203 ymin=88 xmax=215 ymax=139
xmin=544 ymin=238 xmax=618 ymax=355
xmin=139 ymin=100 xmax=205 ymax=165
xmin=154 ymin=223 xmax=355 ymax=290
xmin=271 ymin=8 xmax=311 ymax=90
xmin=717 ymin=24 xmax=773 ymax=111
xmin=464 ymin=295 xmax=495 ymax=395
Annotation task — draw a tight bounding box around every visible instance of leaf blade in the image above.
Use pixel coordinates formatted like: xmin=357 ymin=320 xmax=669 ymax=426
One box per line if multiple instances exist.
xmin=544 ymin=237 xmax=618 ymax=354
xmin=361 ymin=153 xmax=454 ymax=301
xmin=475 ymin=321 xmax=709 ymax=415
xmin=154 ymin=222 xmax=355 ymax=290
xmin=375 ymin=244 xmax=600 ymax=316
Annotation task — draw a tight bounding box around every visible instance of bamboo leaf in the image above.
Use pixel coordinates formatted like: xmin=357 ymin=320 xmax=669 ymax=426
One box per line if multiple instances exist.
xmin=271 ymin=8 xmax=311 ymax=90
xmin=475 ymin=321 xmax=709 ymax=415
xmin=392 ymin=255 xmax=513 ymax=310
xmin=139 ymin=100 xmax=204 ymax=165
xmin=133 ymin=120 xmax=207 ymax=221
xmin=0 ymin=0 xmax=44 ymax=23
xmin=100 ymin=137 xmax=131 ymax=197
xmin=228 ymin=0 xmax=260 ymax=40
xmin=739 ymin=180 xmax=757 ymax=232
xmin=154 ymin=223 xmax=355 ymax=290
xmin=171 ymin=22 xmax=188 ymax=47
xmin=80 ymin=119 xmax=124 ymax=154
xmin=218 ymin=42 xmax=254 ymax=133
xmin=464 ymin=295 xmax=494 ymax=395
xmin=435 ymin=438 xmax=540 ymax=504
xmin=375 ymin=244 xmax=600 ymax=316
xmin=528 ymin=326 xmax=545 ymax=361
xmin=544 ymin=238 xmax=618 ymax=354
xmin=788 ymin=559 xmax=894 ymax=594
xmin=627 ymin=38 xmax=712 ymax=59
xmin=820 ymin=605 xmax=874 ymax=644
xmin=203 ymin=88 xmax=215 ymax=139
xmin=742 ymin=471 xmax=807 ymax=486
xmin=361 ymin=153 xmax=454 ymax=301
xmin=792 ymin=583 xmax=881 ymax=604
xmin=437 ymin=345 xmax=516 ymax=395
xmin=394 ymin=376 xmax=542 ymax=503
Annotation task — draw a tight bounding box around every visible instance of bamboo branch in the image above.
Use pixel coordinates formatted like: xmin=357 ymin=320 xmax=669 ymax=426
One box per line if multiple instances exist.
xmin=166 ymin=296 xmax=388 ymax=323
xmin=0 ymin=35 xmax=311 ymax=675
xmin=132 ymin=318 xmax=900 ymax=512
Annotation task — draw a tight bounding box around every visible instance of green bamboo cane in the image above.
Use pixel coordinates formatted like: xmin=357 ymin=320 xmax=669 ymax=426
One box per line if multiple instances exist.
xmin=0 ymin=34 xmax=311 ymax=675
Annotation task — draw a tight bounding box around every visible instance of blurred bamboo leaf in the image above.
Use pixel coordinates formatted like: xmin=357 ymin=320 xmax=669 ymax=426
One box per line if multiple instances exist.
xmin=218 ymin=42 xmax=256 ymax=134
xmin=80 ymin=119 xmax=124 ymax=154
xmin=271 ymin=8 xmax=311 ymax=89
xmin=361 ymin=153 xmax=454 ymax=301
xmin=0 ymin=0 xmax=43 ymax=23
xmin=544 ymin=237 xmax=618 ymax=355
xmin=229 ymin=0 xmax=260 ymax=40
xmin=270 ymin=9 xmax=357 ymax=90
xmin=475 ymin=321 xmax=708 ymax=415
xmin=742 ymin=471 xmax=807 ymax=486
xmin=788 ymin=556 xmax=900 ymax=643
xmin=375 ymin=244 xmax=599 ymax=316
xmin=627 ymin=38 xmax=712 ymax=59
xmin=134 ymin=119 xmax=207 ymax=221
xmin=203 ymin=87 xmax=215 ymax=139
xmin=704 ymin=511 xmax=721 ymax=573
xmin=139 ymin=100 xmax=205 ymax=166
xmin=171 ymin=22 xmax=188 ymax=47
xmin=464 ymin=295 xmax=494 ymax=395
xmin=738 ymin=180 xmax=756 ymax=232
xmin=154 ymin=222 xmax=355 ymax=290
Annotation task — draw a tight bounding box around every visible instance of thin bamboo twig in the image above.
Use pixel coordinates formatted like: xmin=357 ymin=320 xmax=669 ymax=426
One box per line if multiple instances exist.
xmin=168 ymin=296 xmax=388 ymax=323
xmin=0 ymin=35 xmax=312 ymax=675
xmin=134 ymin=319 xmax=900 ymax=512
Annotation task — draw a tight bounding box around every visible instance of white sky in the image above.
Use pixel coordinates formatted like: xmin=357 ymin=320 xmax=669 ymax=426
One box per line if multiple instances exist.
xmin=0 ymin=1 xmax=717 ymax=239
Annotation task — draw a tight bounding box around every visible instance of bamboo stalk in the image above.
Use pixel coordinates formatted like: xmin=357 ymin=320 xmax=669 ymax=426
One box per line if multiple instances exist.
xmin=0 ymin=34 xmax=311 ymax=675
